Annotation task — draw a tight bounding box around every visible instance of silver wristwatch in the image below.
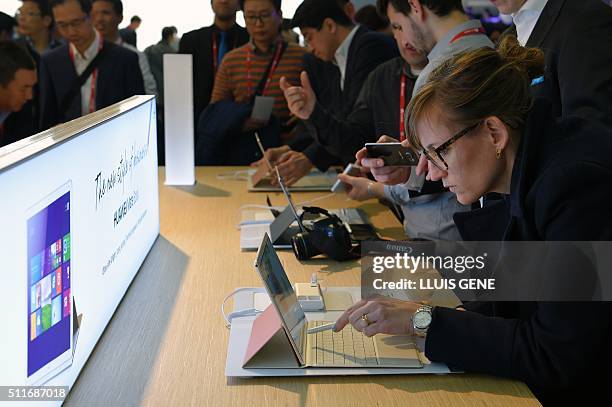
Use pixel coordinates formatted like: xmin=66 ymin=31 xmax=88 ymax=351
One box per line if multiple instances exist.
xmin=412 ymin=304 xmax=433 ymax=335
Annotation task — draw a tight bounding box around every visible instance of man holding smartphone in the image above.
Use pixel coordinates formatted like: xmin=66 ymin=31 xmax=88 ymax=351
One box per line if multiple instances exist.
xmin=356 ymin=0 xmax=493 ymax=190
xmin=280 ymin=0 xmax=473 ymax=241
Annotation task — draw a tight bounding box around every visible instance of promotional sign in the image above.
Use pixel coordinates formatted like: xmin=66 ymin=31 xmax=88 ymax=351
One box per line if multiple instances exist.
xmin=0 ymin=96 xmax=160 ymax=405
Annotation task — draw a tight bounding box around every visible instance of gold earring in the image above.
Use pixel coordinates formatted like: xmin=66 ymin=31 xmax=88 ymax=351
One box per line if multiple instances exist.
xmin=496 ymin=149 xmax=502 ymax=160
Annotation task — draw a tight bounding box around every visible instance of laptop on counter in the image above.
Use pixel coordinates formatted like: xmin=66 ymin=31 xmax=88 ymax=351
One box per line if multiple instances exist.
xmin=242 ymin=234 xmax=423 ymax=369
xmin=247 ymin=165 xmax=338 ymax=192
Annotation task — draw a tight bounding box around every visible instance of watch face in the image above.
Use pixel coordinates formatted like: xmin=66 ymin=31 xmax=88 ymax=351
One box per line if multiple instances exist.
xmin=414 ymin=310 xmax=432 ymax=330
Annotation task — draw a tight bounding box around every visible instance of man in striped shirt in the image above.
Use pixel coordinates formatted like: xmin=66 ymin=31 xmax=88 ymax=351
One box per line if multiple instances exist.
xmin=210 ymin=0 xmax=306 ymax=138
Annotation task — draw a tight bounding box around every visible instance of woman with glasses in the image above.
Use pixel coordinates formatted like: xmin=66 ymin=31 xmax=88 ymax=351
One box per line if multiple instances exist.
xmin=335 ymin=36 xmax=612 ymax=406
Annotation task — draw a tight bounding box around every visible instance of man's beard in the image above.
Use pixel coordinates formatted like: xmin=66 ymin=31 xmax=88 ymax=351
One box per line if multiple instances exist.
xmin=407 ymin=16 xmax=431 ymax=54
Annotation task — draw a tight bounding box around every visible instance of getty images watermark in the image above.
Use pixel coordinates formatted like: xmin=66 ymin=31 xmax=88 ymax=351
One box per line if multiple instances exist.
xmin=361 ymin=240 xmax=612 ymax=302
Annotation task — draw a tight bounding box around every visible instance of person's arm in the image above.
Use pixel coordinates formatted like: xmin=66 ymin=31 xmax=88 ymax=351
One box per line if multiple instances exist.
xmin=308 ymin=70 xmax=376 ymax=162
xmin=38 ymin=56 xmax=58 ymax=131
xmin=383 ymin=184 xmax=410 ymax=206
xmin=301 ymin=141 xmax=340 ymax=172
xmin=287 ymin=123 xmax=315 ymax=151
xmin=427 ymin=158 xmax=612 ymax=388
xmin=136 ymin=49 xmax=158 ymax=96
xmin=556 ymin=9 xmax=612 ymax=124
xmin=341 ymin=34 xmax=398 ymax=113
xmin=178 ymin=32 xmax=192 ymax=54
xmin=337 ymin=174 xmax=384 ymax=201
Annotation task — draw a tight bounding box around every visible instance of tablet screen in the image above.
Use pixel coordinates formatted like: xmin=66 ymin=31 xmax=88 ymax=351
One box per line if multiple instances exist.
xmin=27 ymin=187 xmax=72 ymax=381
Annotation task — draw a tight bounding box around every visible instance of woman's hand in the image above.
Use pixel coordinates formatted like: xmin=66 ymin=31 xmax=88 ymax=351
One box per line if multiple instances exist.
xmin=334 ymin=297 xmax=421 ymax=337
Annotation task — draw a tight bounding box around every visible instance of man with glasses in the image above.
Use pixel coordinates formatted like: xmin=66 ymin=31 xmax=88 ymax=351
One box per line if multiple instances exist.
xmin=38 ymin=0 xmax=143 ymax=130
xmin=17 ymin=0 xmax=62 ymax=55
xmin=196 ymin=0 xmax=307 ymax=164
xmin=180 ymin=0 xmax=249 ymax=131
xmin=256 ymin=0 xmax=398 ymax=185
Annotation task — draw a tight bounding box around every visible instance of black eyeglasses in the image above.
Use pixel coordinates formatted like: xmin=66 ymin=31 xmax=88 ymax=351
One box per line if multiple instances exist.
xmin=421 ymin=122 xmax=481 ymax=171
xmin=244 ymin=12 xmax=274 ymax=25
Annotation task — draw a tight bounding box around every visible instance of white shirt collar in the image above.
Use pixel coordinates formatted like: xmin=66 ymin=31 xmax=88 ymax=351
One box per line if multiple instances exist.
xmin=333 ymin=25 xmax=359 ymax=90
xmin=512 ymin=0 xmax=548 ymax=46
xmin=70 ymin=29 xmax=101 ymax=62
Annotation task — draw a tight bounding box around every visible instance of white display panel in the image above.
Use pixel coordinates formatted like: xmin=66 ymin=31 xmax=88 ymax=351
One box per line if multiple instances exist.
xmin=164 ymin=54 xmax=195 ymax=186
xmin=0 ymin=96 xmax=160 ymax=405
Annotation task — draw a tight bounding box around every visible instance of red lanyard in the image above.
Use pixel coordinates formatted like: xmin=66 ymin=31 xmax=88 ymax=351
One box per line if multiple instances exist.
xmin=212 ymin=32 xmax=219 ymax=74
xmin=246 ymin=42 xmax=283 ymax=97
xmin=68 ymin=35 xmax=104 ymax=114
xmin=399 ymin=72 xmax=408 ymax=141
xmin=450 ymin=26 xmax=486 ymax=44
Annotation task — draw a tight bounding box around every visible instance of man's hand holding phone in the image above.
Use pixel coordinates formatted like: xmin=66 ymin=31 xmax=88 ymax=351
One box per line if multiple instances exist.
xmin=356 ymin=136 xmax=413 ymax=185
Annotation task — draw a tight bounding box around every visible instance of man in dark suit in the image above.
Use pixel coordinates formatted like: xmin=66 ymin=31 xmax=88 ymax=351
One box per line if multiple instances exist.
xmin=491 ymin=0 xmax=612 ymax=124
xmin=39 ymin=0 xmax=144 ymax=130
xmin=260 ymin=0 xmax=398 ymax=185
xmin=0 ymin=41 xmax=38 ymax=147
xmin=179 ymin=0 xmax=249 ymax=129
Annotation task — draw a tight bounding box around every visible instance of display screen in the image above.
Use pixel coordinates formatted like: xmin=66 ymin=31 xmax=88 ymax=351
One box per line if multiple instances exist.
xmin=256 ymin=235 xmax=306 ymax=356
xmin=27 ymin=189 xmax=72 ymax=378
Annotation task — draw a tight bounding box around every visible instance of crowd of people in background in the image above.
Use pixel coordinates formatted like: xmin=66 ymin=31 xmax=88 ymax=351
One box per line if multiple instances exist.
xmin=0 ymin=0 xmax=177 ymax=152
xmin=0 ymin=0 xmax=519 ymax=154
xmin=2 ymin=1 xmax=612 ymax=405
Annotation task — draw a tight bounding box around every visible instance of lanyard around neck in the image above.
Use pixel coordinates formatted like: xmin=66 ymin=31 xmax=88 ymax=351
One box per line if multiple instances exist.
xmin=68 ymin=35 xmax=104 ymax=114
xmin=449 ymin=26 xmax=486 ymax=44
xmin=246 ymin=41 xmax=284 ymax=97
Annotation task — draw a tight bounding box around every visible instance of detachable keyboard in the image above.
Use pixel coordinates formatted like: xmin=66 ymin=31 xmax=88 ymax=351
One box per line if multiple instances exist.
xmin=306 ymin=321 xmax=379 ymax=366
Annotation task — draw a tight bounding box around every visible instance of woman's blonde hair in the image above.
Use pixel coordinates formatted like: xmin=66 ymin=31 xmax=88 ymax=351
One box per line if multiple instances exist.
xmin=407 ymin=35 xmax=545 ymax=151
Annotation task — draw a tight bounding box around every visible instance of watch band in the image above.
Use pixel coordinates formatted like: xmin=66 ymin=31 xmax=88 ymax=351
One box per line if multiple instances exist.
xmin=412 ymin=304 xmax=433 ymax=336
xmin=366 ymin=182 xmax=374 ymax=197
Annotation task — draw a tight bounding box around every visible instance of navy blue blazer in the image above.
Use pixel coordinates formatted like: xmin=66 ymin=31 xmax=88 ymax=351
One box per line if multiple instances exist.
xmin=39 ymin=41 xmax=144 ymax=130
xmin=433 ymin=100 xmax=612 ymax=405
xmin=525 ymin=0 xmax=612 ymax=125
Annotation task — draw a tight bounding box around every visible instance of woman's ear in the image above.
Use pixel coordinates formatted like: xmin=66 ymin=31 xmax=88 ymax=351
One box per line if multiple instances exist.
xmin=484 ymin=116 xmax=510 ymax=152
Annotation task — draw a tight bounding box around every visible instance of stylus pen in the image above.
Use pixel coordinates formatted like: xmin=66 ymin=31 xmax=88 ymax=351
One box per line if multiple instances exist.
xmin=255 ymin=133 xmax=274 ymax=173
xmin=307 ymin=322 xmax=336 ymax=334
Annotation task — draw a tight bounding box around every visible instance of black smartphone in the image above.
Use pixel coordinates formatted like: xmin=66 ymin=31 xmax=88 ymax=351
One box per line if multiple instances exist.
xmin=365 ymin=143 xmax=420 ymax=166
